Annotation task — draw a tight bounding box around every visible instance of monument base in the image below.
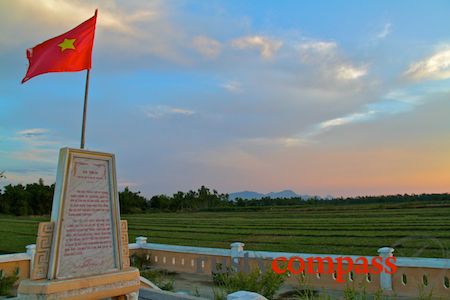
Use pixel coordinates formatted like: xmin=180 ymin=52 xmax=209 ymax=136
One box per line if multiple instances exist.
xmin=17 ymin=268 xmax=140 ymax=300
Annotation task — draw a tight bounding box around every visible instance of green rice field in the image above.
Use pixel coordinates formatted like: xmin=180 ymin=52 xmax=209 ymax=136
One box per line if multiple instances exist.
xmin=1 ymin=202 xmax=449 ymax=258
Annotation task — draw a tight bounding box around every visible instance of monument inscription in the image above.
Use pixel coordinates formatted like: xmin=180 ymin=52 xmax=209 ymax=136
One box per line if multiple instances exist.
xmin=48 ymin=148 xmax=122 ymax=279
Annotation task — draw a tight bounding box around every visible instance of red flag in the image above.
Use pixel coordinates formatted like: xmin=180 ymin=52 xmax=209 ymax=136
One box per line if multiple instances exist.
xmin=22 ymin=10 xmax=97 ymax=83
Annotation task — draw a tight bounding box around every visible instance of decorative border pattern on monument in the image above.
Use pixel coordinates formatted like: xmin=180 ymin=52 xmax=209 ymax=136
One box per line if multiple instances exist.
xmin=31 ymin=222 xmax=54 ymax=280
xmin=121 ymin=220 xmax=130 ymax=268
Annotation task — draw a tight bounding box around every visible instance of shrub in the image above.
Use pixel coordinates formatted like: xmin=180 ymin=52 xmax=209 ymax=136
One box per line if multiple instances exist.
xmin=130 ymin=253 xmax=175 ymax=291
xmin=343 ymin=284 xmax=367 ymax=300
xmin=211 ymin=263 xmax=287 ymax=299
xmin=212 ymin=287 xmax=227 ymax=300
xmin=130 ymin=253 xmax=152 ymax=270
xmin=140 ymin=269 xmax=175 ymax=291
xmin=294 ymin=274 xmax=317 ymax=300
xmin=0 ymin=268 xmax=19 ymax=297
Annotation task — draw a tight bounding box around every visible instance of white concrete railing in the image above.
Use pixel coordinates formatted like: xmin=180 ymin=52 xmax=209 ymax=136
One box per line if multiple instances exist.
xmin=129 ymin=237 xmax=450 ymax=269
xmin=5 ymin=237 xmax=447 ymax=271
xmin=128 ymin=236 xmax=450 ymax=294
xmin=1 ymin=236 xmax=450 ymax=295
xmin=0 ymin=252 xmax=30 ymax=264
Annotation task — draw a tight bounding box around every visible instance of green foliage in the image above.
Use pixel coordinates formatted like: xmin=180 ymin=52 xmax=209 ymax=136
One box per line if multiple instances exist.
xmin=343 ymin=284 xmax=368 ymax=300
xmin=212 ymin=265 xmax=287 ymax=299
xmin=149 ymin=186 xmax=231 ymax=211
xmin=130 ymin=253 xmax=152 ymax=270
xmin=130 ymin=253 xmax=174 ymax=292
xmin=0 ymin=268 xmax=19 ymax=297
xmin=0 ymin=180 xmax=234 ymax=215
xmin=212 ymin=287 xmax=227 ymax=300
xmin=2 ymin=178 xmax=450 ymax=216
xmin=0 ymin=179 xmax=152 ymax=216
xmin=291 ymin=291 xmax=330 ymax=300
xmin=0 ymin=181 xmax=54 ymax=216
xmin=293 ymin=274 xmax=317 ymax=300
xmin=140 ymin=269 xmax=175 ymax=291
xmin=119 ymin=187 xmax=149 ymax=214
xmin=233 ymin=193 xmax=450 ymax=208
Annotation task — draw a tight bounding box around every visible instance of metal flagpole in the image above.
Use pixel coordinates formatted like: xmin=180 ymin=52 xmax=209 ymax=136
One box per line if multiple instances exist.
xmin=80 ymin=69 xmax=90 ymax=149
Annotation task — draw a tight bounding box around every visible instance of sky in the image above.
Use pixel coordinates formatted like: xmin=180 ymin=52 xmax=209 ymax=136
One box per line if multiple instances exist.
xmin=1 ymin=0 xmax=450 ymax=198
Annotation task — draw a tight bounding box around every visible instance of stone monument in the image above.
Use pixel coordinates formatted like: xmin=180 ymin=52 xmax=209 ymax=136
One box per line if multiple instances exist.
xmin=17 ymin=148 xmax=140 ymax=299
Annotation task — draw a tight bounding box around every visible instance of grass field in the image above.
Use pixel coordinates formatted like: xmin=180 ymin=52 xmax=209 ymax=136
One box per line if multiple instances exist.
xmin=1 ymin=201 xmax=450 ymax=258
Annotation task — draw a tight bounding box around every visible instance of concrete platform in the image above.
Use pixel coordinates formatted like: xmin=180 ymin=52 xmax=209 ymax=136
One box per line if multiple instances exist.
xmin=17 ymin=268 xmax=140 ymax=300
xmin=138 ymin=288 xmax=208 ymax=300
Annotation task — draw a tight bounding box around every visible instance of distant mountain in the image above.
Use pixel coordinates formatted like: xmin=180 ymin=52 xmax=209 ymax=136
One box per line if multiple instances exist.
xmin=229 ymin=191 xmax=265 ymax=200
xmin=266 ymin=190 xmax=300 ymax=199
xmin=229 ymin=189 xmax=315 ymax=200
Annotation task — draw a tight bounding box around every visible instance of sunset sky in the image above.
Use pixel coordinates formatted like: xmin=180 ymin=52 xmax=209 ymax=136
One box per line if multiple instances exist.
xmin=1 ymin=0 xmax=450 ymax=197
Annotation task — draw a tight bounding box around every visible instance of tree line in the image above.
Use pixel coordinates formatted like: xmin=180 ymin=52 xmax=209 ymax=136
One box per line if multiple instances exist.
xmin=1 ymin=179 xmax=449 ymax=216
xmin=0 ymin=179 xmax=231 ymax=215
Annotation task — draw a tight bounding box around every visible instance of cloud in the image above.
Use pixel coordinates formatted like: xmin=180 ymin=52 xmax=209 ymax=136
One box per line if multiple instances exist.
xmin=274 ymin=110 xmax=379 ymax=145
xmin=11 ymin=148 xmax=57 ymax=164
xmin=404 ymin=45 xmax=450 ymax=81
xmin=0 ymin=0 xmax=148 ymax=38
xmin=13 ymin=128 xmax=60 ymax=147
xmin=377 ymin=23 xmax=392 ymax=39
xmin=335 ymin=64 xmax=368 ymax=80
xmin=298 ymin=85 xmax=438 ymax=141
xmin=315 ymin=110 xmax=377 ymax=133
xmin=221 ymin=80 xmax=242 ymax=93
xmin=244 ymin=137 xmax=308 ymax=148
xmin=192 ymin=36 xmax=222 ymax=58
xmin=0 ymin=0 xmax=189 ymax=63
xmin=9 ymin=129 xmax=60 ymax=163
xmin=17 ymin=128 xmax=49 ymax=138
xmin=298 ymin=41 xmax=337 ymax=62
xmin=142 ymin=105 xmax=195 ymax=119
xmin=0 ymin=129 xmax=62 ymax=187
xmin=4 ymin=1 xmax=449 ymax=197
xmin=231 ymin=35 xmax=282 ymax=59
xmin=298 ymin=40 xmax=368 ymax=81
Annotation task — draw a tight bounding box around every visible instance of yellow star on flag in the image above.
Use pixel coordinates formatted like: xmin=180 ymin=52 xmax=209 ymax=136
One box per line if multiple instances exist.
xmin=58 ymin=38 xmax=76 ymax=52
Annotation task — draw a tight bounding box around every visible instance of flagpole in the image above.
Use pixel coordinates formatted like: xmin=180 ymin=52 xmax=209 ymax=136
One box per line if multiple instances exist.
xmin=80 ymin=69 xmax=90 ymax=149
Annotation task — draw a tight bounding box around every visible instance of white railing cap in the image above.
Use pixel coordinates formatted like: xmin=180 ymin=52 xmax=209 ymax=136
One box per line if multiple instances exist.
xmin=136 ymin=236 xmax=147 ymax=242
xmin=378 ymin=247 xmax=395 ymax=255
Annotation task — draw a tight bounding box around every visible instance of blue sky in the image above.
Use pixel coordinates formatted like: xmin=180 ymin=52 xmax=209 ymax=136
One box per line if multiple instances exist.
xmin=1 ymin=0 xmax=450 ymax=197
